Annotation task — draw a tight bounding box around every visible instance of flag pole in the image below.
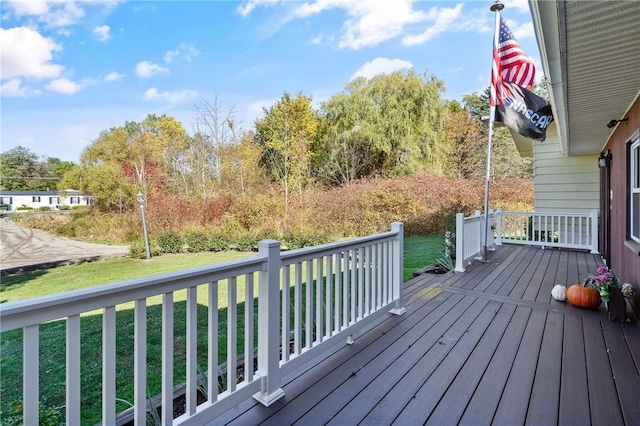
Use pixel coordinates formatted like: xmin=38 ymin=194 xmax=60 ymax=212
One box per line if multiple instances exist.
xmin=483 ymin=0 xmax=504 ymax=262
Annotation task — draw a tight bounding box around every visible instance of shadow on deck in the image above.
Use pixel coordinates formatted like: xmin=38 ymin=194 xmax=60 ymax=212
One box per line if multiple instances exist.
xmin=211 ymin=246 xmax=640 ymax=425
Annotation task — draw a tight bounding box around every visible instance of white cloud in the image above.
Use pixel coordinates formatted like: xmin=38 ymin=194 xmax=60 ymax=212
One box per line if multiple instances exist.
xmin=164 ymin=49 xmax=179 ymax=63
xmin=237 ymin=0 xmax=281 ymax=17
xmin=0 ymin=78 xmax=31 ymax=98
xmin=135 ymin=61 xmax=169 ymax=78
xmin=143 ymin=88 xmax=198 ymax=103
xmin=510 ymin=21 xmax=534 ymax=39
xmin=292 ymin=0 xmax=427 ymax=50
xmin=0 ymin=27 xmax=64 ymax=80
xmin=351 ymin=58 xmax=413 ymax=80
xmin=5 ymin=0 xmax=86 ymax=28
xmin=105 ymin=72 xmax=124 ymax=82
xmin=402 ymin=3 xmax=464 ymax=46
xmin=45 ymin=78 xmax=84 ymax=94
xmin=93 ymin=25 xmax=111 ymax=43
xmin=164 ymin=43 xmax=200 ymax=63
xmin=509 ymin=0 xmax=532 ymax=14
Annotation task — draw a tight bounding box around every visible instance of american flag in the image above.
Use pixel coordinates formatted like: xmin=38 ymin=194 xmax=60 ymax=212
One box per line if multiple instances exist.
xmin=490 ymin=17 xmax=536 ymax=106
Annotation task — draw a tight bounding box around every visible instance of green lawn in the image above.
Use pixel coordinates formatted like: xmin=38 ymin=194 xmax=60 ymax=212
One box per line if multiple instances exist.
xmin=0 ymin=236 xmax=445 ymax=424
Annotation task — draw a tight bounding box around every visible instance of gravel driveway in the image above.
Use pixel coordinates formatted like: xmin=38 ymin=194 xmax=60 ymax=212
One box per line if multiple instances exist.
xmin=0 ymin=217 xmax=129 ymax=272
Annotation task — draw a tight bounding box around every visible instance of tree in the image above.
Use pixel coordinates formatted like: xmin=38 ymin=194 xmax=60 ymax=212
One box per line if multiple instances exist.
xmin=68 ymin=114 xmax=188 ymax=212
xmin=461 ymin=88 xmax=533 ymax=181
xmin=317 ymin=70 xmax=448 ymax=185
xmin=444 ymin=101 xmax=485 ymax=179
xmin=218 ymin=130 xmax=266 ymax=195
xmin=255 ymin=92 xmax=319 ymax=214
xmin=0 ymin=146 xmax=75 ymax=191
xmin=193 ymin=98 xmax=236 ymax=188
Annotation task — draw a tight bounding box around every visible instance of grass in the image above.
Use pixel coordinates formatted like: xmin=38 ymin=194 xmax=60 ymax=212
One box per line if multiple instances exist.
xmin=0 ymin=236 xmax=444 ymax=424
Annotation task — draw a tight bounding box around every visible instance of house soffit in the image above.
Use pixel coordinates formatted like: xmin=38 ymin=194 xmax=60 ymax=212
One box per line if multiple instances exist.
xmin=562 ymin=1 xmax=640 ymax=156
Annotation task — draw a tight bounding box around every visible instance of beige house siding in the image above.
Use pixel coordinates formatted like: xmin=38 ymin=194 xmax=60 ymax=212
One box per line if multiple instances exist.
xmin=532 ymin=124 xmax=599 ymax=213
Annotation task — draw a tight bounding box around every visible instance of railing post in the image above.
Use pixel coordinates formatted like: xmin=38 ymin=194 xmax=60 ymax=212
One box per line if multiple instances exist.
xmin=390 ymin=222 xmax=406 ymax=315
xmin=475 ymin=211 xmax=483 ymax=260
xmin=495 ymin=208 xmax=503 ymax=246
xmin=590 ymin=209 xmax=600 ymax=254
xmin=253 ymin=240 xmax=285 ymax=406
xmin=455 ymin=213 xmax=465 ymax=272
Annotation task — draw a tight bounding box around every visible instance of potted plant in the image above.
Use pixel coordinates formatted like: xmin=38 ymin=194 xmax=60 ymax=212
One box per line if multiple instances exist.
xmin=585 ymin=266 xmax=635 ymax=321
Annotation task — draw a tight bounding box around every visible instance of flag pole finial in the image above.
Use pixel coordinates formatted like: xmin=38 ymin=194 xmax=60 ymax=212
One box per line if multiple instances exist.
xmin=490 ymin=1 xmax=504 ymax=12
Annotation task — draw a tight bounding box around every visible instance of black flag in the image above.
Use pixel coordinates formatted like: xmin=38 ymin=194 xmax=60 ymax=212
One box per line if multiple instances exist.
xmin=495 ymin=81 xmax=554 ymax=142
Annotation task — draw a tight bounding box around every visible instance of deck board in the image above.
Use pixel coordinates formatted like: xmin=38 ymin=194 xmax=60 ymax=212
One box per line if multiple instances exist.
xmin=208 ymin=246 xmax=640 ymax=426
xmin=526 ymin=310 xmax=563 ymax=425
xmin=559 ymin=314 xmax=590 ymax=425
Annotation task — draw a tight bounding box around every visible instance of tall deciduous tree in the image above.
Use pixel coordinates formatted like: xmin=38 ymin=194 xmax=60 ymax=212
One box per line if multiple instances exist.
xmin=193 ymin=98 xmax=236 ymax=188
xmin=318 ymin=70 xmax=447 ymax=185
xmin=65 ymin=114 xmax=187 ymax=211
xmin=444 ymin=101 xmax=485 ymax=179
xmin=0 ymin=146 xmax=75 ymax=191
xmin=255 ymin=92 xmax=318 ymax=214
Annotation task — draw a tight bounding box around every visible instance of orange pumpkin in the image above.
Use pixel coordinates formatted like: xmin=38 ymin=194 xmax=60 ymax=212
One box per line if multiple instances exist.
xmin=566 ymin=282 xmax=601 ymax=309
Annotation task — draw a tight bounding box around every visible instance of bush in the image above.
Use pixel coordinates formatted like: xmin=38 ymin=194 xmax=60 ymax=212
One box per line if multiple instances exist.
xmin=157 ymin=232 xmax=183 ymax=254
xmin=128 ymin=240 xmax=161 ymax=258
xmin=58 ymin=205 xmax=71 ymax=211
xmin=282 ymin=230 xmax=330 ymax=250
xmin=231 ymin=235 xmax=258 ymax=252
xmin=185 ymin=232 xmax=209 ymax=253
xmin=38 ymin=206 xmax=52 ymax=211
xmin=208 ymin=232 xmax=232 ymax=252
xmin=16 ymin=205 xmax=33 ymax=211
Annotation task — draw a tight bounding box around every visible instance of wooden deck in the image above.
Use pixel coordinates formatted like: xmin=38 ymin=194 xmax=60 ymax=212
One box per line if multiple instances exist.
xmin=210 ymin=246 xmax=640 ymax=425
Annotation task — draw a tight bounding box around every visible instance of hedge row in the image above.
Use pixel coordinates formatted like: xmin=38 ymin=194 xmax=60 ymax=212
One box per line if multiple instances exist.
xmin=128 ymin=230 xmax=331 ymax=259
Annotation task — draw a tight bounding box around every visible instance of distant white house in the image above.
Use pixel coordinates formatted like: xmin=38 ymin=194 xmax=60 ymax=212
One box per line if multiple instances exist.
xmin=0 ymin=190 xmax=92 ymax=211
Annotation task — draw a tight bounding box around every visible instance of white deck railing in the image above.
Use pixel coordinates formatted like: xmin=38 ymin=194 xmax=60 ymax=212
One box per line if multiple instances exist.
xmin=0 ymin=223 xmax=405 ymax=425
xmin=455 ymin=210 xmax=497 ymax=272
xmin=455 ymin=209 xmax=599 ymax=272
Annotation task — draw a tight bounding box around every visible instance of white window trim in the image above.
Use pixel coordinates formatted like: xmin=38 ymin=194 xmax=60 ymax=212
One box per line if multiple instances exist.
xmin=631 ymin=131 xmax=640 ymax=243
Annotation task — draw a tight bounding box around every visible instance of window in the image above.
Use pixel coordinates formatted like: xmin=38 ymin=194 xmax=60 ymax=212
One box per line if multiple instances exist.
xmin=1 ymin=197 xmax=12 ymax=204
xmin=70 ymin=197 xmax=80 ymax=204
xmin=49 ymin=197 xmax=59 ymax=204
xmin=631 ymin=134 xmax=640 ymax=243
xmin=32 ymin=196 xmax=41 ymax=202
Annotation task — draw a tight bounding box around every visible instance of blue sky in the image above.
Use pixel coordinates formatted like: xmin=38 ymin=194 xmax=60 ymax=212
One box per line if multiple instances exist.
xmin=1 ymin=0 xmax=539 ymax=163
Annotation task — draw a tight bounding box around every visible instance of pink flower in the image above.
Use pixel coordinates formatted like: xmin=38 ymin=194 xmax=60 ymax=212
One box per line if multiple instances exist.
xmin=597 ymin=266 xmax=608 ymax=275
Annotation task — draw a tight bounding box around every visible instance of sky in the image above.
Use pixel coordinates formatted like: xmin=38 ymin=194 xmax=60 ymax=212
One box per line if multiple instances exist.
xmin=0 ymin=0 xmax=541 ymax=163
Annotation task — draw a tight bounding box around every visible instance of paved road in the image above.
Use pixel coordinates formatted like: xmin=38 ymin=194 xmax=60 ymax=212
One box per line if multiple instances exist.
xmin=0 ymin=217 xmax=129 ymax=271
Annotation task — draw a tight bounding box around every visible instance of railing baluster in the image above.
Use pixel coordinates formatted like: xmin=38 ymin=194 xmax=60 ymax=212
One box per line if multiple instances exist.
xmin=294 ymin=263 xmax=302 ymax=355
xmin=350 ymin=249 xmax=357 ymax=325
xmin=358 ymin=247 xmax=364 ymax=320
xmin=316 ymin=257 xmax=323 ymax=343
xmin=162 ymin=292 xmax=174 ymax=424
xmin=306 ymin=259 xmax=313 ymax=349
xmin=342 ymin=252 xmax=348 ymax=329
xmin=186 ymin=286 xmax=198 ymax=415
xmin=281 ymin=266 xmax=290 ymax=362
xmin=325 ymin=255 xmax=333 ymax=338
xmin=364 ymin=245 xmax=371 ymax=316
xmin=66 ymin=315 xmax=81 ymax=425
xmin=334 ymin=253 xmax=342 ymax=333
xmin=134 ymin=299 xmax=147 ymax=425
xmin=227 ymin=278 xmax=237 ymax=393
xmin=23 ymin=324 xmax=39 ymax=426
xmin=102 ymin=306 xmax=116 ymax=425
xmin=245 ymin=273 xmax=255 ymax=381
xmin=208 ymin=283 xmax=217 ymax=403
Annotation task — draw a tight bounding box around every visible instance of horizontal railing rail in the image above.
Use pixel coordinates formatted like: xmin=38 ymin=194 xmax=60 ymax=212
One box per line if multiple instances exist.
xmin=0 ymin=223 xmax=405 ymax=426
